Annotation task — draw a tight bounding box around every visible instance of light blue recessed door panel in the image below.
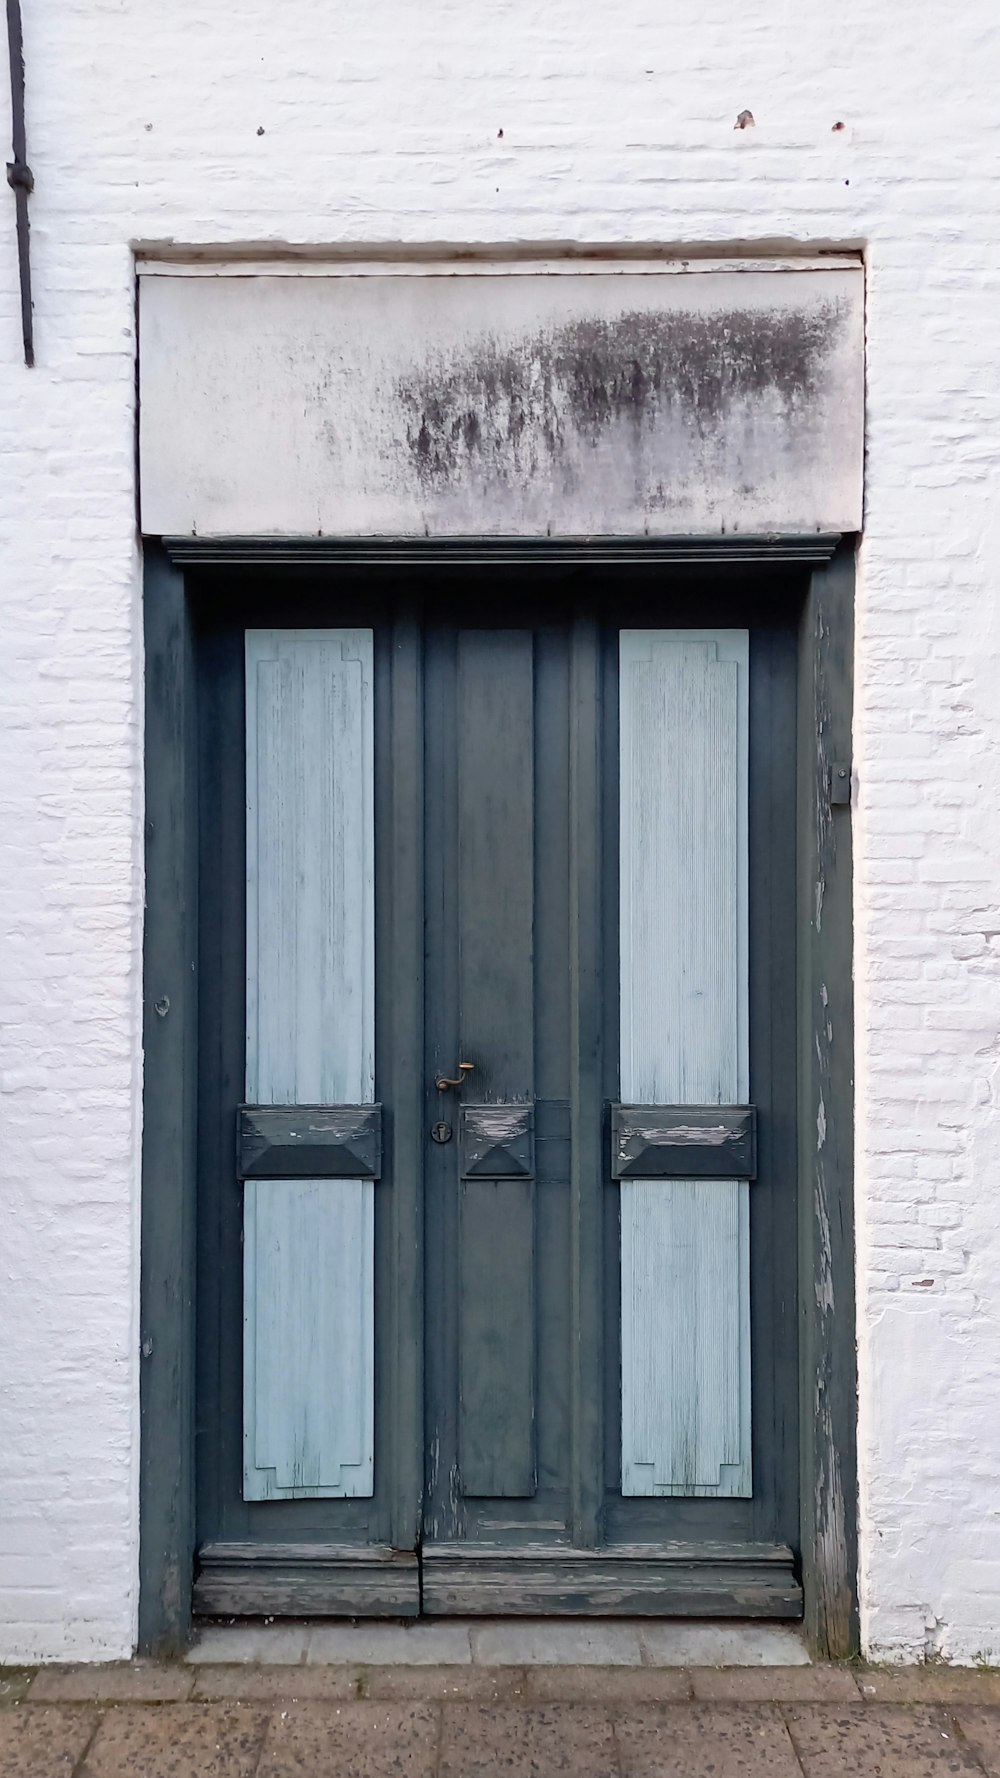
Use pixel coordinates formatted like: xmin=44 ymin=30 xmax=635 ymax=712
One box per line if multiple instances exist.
xmin=244 ymin=630 xmax=375 ymax=1501
xmin=619 ymin=630 xmax=751 ymax=1499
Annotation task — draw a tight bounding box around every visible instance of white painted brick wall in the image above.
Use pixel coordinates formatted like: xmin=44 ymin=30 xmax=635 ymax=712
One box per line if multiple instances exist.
xmin=1 ymin=0 xmax=998 ymax=1663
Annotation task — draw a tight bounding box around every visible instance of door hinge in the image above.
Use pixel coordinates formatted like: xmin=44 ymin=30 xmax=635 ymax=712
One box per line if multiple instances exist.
xmin=830 ymin=761 xmax=852 ymax=806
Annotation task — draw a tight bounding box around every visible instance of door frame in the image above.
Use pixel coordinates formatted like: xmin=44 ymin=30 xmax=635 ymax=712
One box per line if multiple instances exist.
xmin=138 ymin=533 xmax=856 ymax=1656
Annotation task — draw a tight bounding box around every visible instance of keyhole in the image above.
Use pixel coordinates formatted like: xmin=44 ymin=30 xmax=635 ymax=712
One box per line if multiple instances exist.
xmin=431 ymin=1121 xmax=453 ymax=1145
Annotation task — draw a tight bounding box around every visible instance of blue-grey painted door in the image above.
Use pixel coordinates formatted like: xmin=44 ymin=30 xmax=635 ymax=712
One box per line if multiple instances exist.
xmin=194 ymin=572 xmax=801 ymax=1619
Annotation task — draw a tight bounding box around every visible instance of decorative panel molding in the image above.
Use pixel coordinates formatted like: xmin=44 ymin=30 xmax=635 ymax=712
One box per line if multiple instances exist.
xmin=455 ymin=630 xmax=536 ymax=1500
xmin=238 ymin=1104 xmax=382 ymax=1180
xmin=244 ymin=1180 xmax=374 ymax=1496
xmin=611 ymin=1104 xmax=756 ymax=1180
xmin=245 ymin=631 xmax=374 ymax=1109
xmin=619 ymin=631 xmax=751 ymax=1499
xmin=139 ymin=264 xmax=863 ymax=538
xmin=460 ymin=1104 xmax=535 ymax=1179
xmin=243 ymin=631 xmax=375 ymax=1500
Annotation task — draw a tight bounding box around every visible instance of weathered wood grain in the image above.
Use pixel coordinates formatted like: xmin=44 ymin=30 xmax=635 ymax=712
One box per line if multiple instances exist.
xmin=612 ymin=1104 xmax=756 ymax=1180
xmin=245 ymin=630 xmax=374 ymax=1108
xmin=139 ymin=544 xmax=198 ymax=1653
xmin=243 ymin=630 xmax=375 ymax=1501
xmin=455 ymin=631 xmax=536 ymax=1501
xmin=421 ymin=1542 xmax=801 ymax=1617
xmin=619 ymin=631 xmax=751 ymax=1499
xmin=568 ymin=610 xmax=605 ymax=1549
xmin=237 ymin=1103 xmax=382 ymax=1179
xmin=798 ymin=546 xmax=858 ymax=1656
xmin=194 ymin=1543 xmax=419 ymax=1618
xmin=460 ymin=1103 xmax=534 ymax=1179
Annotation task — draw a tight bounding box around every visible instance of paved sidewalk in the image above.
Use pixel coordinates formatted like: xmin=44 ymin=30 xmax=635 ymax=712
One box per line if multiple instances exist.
xmin=5 ymin=1655 xmax=1000 ymax=1775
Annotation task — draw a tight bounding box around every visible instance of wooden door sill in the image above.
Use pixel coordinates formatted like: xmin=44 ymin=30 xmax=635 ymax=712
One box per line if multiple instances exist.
xmin=194 ymin=1538 xmax=801 ymax=1620
xmin=419 ymin=1542 xmax=801 ymax=1618
xmin=194 ymin=1542 xmax=420 ymax=1618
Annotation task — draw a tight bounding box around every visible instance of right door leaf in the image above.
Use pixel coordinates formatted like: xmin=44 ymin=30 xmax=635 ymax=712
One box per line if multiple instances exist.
xmin=619 ymin=630 xmax=751 ymax=1498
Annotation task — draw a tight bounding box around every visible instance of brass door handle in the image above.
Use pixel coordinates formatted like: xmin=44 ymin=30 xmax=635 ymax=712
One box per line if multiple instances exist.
xmin=435 ymin=1062 xmax=474 ymax=1091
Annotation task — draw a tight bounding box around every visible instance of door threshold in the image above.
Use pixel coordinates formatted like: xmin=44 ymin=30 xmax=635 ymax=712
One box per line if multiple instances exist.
xmin=186 ymin=1615 xmax=812 ymax=1667
xmin=421 ymin=1543 xmax=801 ymax=1619
xmin=194 ymin=1544 xmax=420 ymax=1619
xmin=194 ymin=1540 xmax=801 ymax=1622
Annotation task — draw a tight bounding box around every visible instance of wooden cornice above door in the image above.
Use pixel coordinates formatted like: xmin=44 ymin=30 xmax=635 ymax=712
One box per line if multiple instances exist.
xmin=162 ymin=534 xmax=841 ymax=567
xmin=138 ymin=260 xmax=863 ymax=540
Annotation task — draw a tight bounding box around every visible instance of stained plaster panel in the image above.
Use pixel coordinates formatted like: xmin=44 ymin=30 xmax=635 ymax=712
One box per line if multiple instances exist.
xmin=138 ymin=265 xmax=863 ymax=538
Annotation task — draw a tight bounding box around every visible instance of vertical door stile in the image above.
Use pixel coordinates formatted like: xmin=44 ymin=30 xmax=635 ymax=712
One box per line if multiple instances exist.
xmin=619 ymin=629 xmax=751 ymax=1499
xmin=244 ymin=629 xmax=376 ymax=1500
xmin=569 ymin=610 xmax=605 ymax=1546
xmin=455 ymin=631 xmax=537 ymax=1501
xmin=387 ymin=609 xmax=425 ymax=1551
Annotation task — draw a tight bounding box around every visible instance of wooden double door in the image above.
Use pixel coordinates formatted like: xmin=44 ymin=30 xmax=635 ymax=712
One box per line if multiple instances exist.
xmin=194 ymin=569 xmax=801 ymax=1618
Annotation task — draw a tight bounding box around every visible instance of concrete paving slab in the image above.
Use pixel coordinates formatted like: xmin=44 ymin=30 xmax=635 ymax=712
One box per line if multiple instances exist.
xmin=639 ymin=1622 xmax=810 ymax=1667
xmin=470 ymin=1620 xmax=643 ymax=1666
xmin=192 ymin=1666 xmax=360 ymax=1702
xmin=614 ymin=1703 xmax=802 ymax=1775
xmin=859 ymin=1669 xmax=1000 ymax=1705
xmin=0 ymin=1705 xmax=97 ymax=1778
xmin=0 ymin=1673 xmax=32 ymax=1708
xmin=187 ymin=1626 xmax=308 ymax=1665
xmin=690 ymin=1665 xmax=861 ymax=1702
xmin=784 ymin=1705 xmax=982 ymax=1776
xmin=439 ymin=1703 xmax=617 ymax=1777
xmin=307 ymin=1622 xmax=472 ymax=1665
xmin=951 ymin=1707 xmax=1000 ymax=1776
xmin=524 ymin=1667 xmax=692 ymax=1704
xmin=30 ymin=1661 xmax=193 ymax=1703
xmin=258 ymin=1702 xmax=438 ymax=1778
xmin=359 ymin=1666 xmax=527 ymax=1701
xmin=82 ymin=1704 xmax=269 ymax=1778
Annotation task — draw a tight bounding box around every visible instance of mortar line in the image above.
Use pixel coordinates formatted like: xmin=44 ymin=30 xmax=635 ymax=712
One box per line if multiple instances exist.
xmin=942 ymin=1705 xmax=991 ymax=1775
xmin=245 ymin=1703 xmax=272 ymax=1778
xmin=433 ymin=1697 xmax=445 ymax=1778
xmin=609 ymin=1709 xmax=627 ymax=1778
xmin=69 ymin=1709 xmax=105 ymax=1778
xmin=776 ymin=1702 xmax=812 ymax=1778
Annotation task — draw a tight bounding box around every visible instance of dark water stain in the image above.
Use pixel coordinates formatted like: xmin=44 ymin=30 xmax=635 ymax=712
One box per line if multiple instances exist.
xmin=394 ymin=303 xmax=844 ymax=490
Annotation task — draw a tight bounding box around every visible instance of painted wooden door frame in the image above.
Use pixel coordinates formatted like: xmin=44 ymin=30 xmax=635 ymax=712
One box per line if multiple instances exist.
xmin=138 ymin=533 xmax=856 ymax=1656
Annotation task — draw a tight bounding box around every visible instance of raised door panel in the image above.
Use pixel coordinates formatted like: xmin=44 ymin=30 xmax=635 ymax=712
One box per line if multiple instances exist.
xmin=243 ymin=630 xmax=375 ymax=1500
xmin=455 ymin=631 xmax=536 ymax=1501
xmin=619 ymin=631 xmax=751 ymax=1499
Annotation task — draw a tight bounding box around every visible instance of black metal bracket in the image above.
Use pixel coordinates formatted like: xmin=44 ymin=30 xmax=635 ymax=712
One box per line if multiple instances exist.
xmin=830 ymin=761 xmax=852 ymax=806
xmin=5 ymin=0 xmax=33 ymax=366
